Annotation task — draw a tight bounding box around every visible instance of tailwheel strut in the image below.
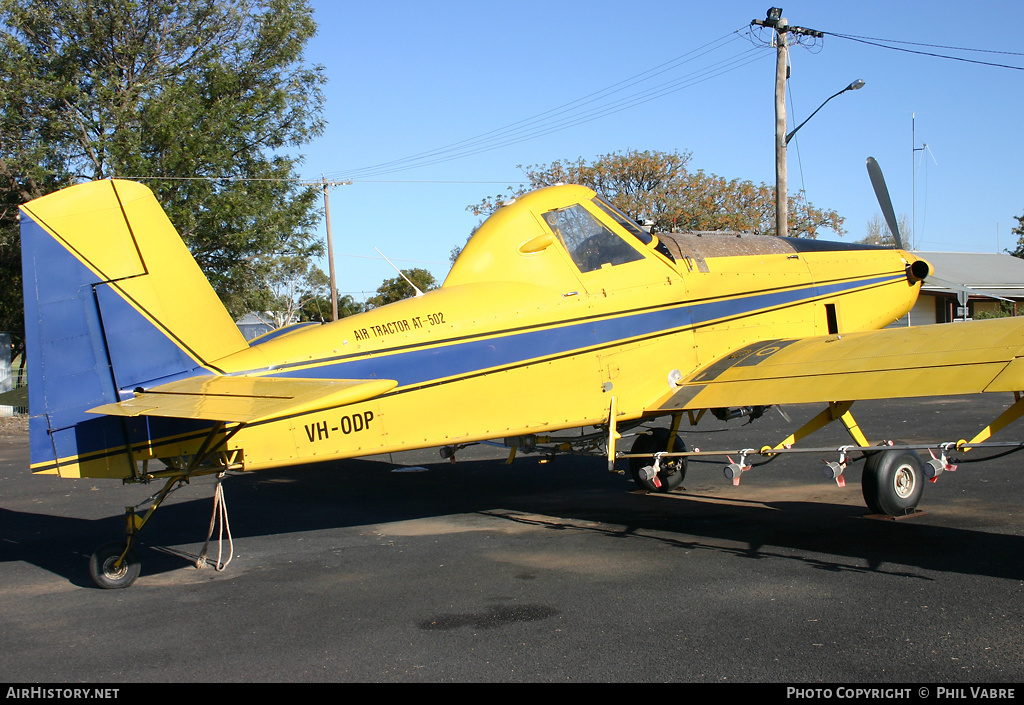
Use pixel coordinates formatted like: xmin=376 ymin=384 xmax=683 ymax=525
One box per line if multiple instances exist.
xmin=88 ymin=542 xmax=141 ymax=589
xmin=88 ymin=421 xmax=244 ymax=589
xmin=88 ymin=475 xmax=184 ymax=589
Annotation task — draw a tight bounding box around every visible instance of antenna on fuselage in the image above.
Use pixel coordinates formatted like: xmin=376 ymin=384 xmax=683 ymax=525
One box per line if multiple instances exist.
xmin=374 ymin=247 xmax=424 ymax=297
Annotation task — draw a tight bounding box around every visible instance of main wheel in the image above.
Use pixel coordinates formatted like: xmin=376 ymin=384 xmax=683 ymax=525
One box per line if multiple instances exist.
xmin=861 ymin=446 xmax=924 ymax=516
xmin=89 ymin=542 xmax=141 ymax=589
xmin=629 ymin=428 xmax=687 ymax=493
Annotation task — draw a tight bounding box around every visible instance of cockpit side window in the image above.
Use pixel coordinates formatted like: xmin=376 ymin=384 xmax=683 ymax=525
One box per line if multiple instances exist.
xmin=542 ymin=204 xmax=644 ymax=273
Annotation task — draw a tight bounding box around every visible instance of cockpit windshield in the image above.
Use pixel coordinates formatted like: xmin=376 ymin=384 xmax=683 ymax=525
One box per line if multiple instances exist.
xmin=541 ymin=203 xmax=644 ymax=273
xmin=591 ymin=196 xmax=653 ymax=246
xmin=593 ymin=195 xmax=675 ymax=263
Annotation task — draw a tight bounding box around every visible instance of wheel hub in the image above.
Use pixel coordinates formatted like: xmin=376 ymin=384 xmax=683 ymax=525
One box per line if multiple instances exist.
xmin=893 ymin=464 xmax=916 ymax=498
xmin=103 ymin=555 xmax=129 ymax=580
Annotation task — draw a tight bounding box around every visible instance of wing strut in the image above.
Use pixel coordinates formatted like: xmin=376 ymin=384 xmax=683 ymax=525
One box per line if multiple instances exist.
xmin=763 ymin=401 xmax=869 ymax=455
xmin=758 ymin=401 xmax=869 ymax=488
xmin=960 ymin=392 xmax=1024 ymax=449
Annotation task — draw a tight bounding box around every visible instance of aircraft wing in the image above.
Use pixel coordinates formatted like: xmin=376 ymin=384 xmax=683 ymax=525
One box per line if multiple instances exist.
xmin=88 ymin=375 xmax=397 ymax=423
xmin=657 ymin=317 xmax=1024 ymax=411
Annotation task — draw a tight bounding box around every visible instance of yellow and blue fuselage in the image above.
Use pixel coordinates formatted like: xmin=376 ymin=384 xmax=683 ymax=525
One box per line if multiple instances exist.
xmin=19 ymin=181 xmax=923 ymax=479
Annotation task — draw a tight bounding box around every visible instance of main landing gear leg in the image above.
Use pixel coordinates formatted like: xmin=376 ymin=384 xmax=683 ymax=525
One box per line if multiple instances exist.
xmin=629 ymin=412 xmax=688 ymax=493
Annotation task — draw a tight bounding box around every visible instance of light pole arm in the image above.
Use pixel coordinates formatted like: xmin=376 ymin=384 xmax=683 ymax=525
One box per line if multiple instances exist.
xmin=785 ymin=79 xmax=865 ymax=145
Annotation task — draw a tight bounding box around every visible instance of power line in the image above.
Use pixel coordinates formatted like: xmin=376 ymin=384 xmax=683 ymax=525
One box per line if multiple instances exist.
xmin=329 ymin=29 xmax=746 ymax=178
xmin=326 ymin=28 xmax=769 ymax=180
xmin=124 ymin=27 xmax=774 ymax=185
xmin=825 ymin=31 xmax=1024 ymax=70
xmin=335 ymin=48 xmax=767 ymax=179
xmin=829 ymin=32 xmax=1024 ymax=57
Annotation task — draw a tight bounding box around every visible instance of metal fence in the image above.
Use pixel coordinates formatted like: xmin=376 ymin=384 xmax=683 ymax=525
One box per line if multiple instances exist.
xmin=0 ymin=332 xmax=27 ymax=416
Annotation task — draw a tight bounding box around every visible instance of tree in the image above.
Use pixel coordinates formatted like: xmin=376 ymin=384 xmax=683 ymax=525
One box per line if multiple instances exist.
xmin=0 ymin=0 xmax=327 ymax=347
xmin=334 ymin=294 xmax=367 ymax=320
xmin=260 ymin=255 xmax=329 ymax=328
xmin=467 ymin=150 xmax=845 ymax=239
xmin=365 ymin=268 xmax=438 ymax=309
xmin=1006 ymin=211 xmax=1024 ymax=259
xmin=857 ymin=213 xmax=910 ymax=247
xmin=297 ymin=290 xmax=366 ymax=322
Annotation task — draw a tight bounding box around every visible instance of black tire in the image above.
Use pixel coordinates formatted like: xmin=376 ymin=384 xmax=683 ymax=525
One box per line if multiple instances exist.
xmin=89 ymin=542 xmax=141 ymax=589
xmin=861 ymin=446 xmax=924 ymax=516
xmin=629 ymin=428 xmax=687 ymax=493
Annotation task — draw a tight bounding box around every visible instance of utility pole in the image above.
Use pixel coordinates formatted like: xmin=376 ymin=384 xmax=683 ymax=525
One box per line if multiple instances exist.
xmin=751 ymin=8 xmax=823 ymax=238
xmin=774 ymin=18 xmax=789 ymax=238
xmin=321 ymin=177 xmax=338 ymax=321
xmin=318 ymin=178 xmax=352 ymax=321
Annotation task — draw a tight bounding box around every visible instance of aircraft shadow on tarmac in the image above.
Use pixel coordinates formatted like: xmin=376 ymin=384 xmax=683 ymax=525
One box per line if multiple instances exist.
xmin=3 ymin=453 xmax=1023 ymax=587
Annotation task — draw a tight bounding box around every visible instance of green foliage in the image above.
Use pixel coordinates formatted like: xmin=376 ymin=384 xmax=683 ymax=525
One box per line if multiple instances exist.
xmin=467 ymin=149 xmax=845 ymax=239
xmin=333 ymin=294 xmax=367 ymax=320
xmin=1006 ymin=211 xmax=1024 ymax=259
xmin=365 ymin=268 xmax=438 ymax=309
xmin=295 ymin=285 xmax=367 ymax=322
xmin=974 ymin=302 xmax=1015 ymax=320
xmin=0 ymin=0 xmax=327 ymax=344
xmin=0 ymin=220 xmax=22 ymax=353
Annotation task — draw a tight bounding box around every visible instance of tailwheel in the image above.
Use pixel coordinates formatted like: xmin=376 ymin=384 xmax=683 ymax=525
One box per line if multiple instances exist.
xmin=861 ymin=445 xmax=924 ymax=516
xmin=629 ymin=427 xmax=687 ymax=493
xmin=89 ymin=542 xmax=141 ymax=589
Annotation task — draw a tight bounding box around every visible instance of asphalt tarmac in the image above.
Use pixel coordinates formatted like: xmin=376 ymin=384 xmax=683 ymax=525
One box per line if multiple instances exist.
xmin=2 ymin=395 xmax=1023 ymax=684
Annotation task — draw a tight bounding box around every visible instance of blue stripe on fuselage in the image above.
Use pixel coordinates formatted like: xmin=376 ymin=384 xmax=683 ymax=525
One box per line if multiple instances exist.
xmin=267 ymin=275 xmax=901 ymax=390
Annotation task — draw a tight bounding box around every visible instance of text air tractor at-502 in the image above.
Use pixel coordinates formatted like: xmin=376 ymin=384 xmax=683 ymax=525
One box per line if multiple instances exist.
xmin=17 ymin=171 xmax=1024 ymax=588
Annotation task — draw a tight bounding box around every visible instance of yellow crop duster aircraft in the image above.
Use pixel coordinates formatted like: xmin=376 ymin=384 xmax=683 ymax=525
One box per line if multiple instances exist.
xmin=15 ymin=166 xmax=1024 ymax=588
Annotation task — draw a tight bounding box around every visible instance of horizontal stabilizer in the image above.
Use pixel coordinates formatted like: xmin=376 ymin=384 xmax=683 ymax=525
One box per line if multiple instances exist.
xmin=88 ymin=376 xmax=397 ymax=423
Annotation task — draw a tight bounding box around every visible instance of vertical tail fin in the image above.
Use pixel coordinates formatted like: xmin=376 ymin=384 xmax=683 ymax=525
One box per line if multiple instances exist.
xmin=20 ymin=179 xmax=248 ymax=477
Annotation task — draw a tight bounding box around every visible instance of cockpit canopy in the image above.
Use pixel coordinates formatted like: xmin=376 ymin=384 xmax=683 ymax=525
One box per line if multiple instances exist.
xmin=445 ymin=184 xmax=667 ymax=290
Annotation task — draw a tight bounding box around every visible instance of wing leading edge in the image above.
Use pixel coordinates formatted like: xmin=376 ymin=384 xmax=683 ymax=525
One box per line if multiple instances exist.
xmin=88 ymin=376 xmax=398 ymax=423
xmin=655 ymin=317 xmax=1024 ymax=411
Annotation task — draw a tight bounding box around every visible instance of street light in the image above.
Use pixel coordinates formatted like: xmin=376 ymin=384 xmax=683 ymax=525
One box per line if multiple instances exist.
xmin=785 ymin=79 xmax=865 ymax=145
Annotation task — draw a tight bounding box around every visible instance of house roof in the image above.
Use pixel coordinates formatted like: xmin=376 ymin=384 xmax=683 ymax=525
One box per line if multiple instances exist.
xmin=917 ymin=251 xmax=1024 ymax=299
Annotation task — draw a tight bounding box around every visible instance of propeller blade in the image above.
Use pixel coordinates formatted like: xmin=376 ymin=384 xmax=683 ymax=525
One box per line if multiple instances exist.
xmin=923 ymin=275 xmax=1013 ymax=303
xmin=866 ymin=157 xmax=903 ymax=249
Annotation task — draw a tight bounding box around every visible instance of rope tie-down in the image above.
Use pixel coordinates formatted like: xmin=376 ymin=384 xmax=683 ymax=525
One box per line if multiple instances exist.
xmin=196 ymin=473 xmax=233 ymax=572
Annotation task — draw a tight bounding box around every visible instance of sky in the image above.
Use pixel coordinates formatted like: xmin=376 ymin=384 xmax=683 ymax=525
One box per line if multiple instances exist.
xmin=295 ymin=0 xmax=1024 ymax=302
